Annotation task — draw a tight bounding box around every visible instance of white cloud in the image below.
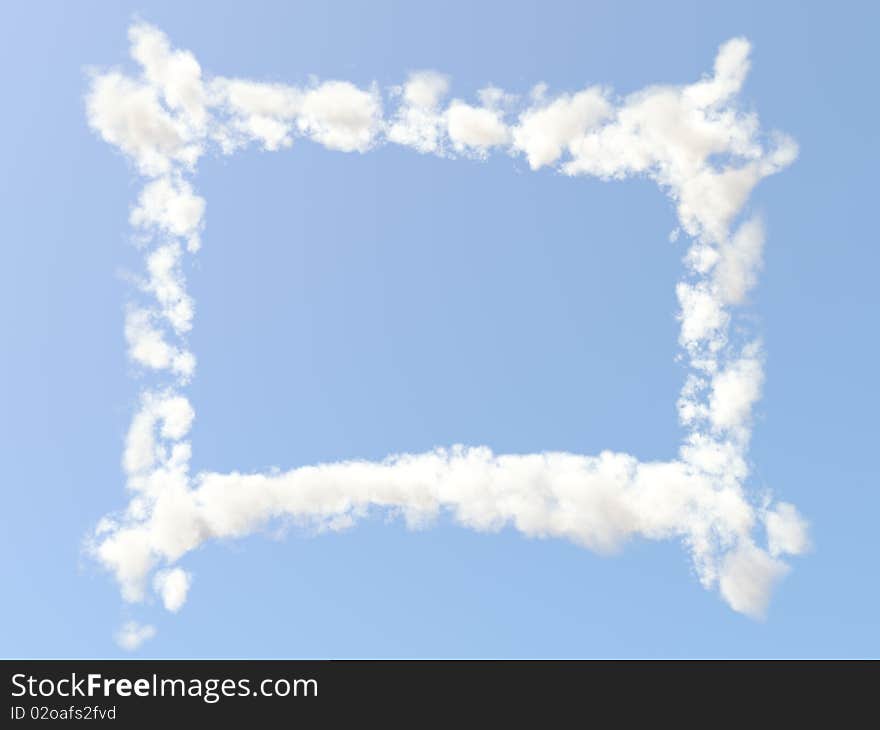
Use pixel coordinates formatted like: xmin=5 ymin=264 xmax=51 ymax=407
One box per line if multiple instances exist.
xmin=719 ymin=542 xmax=789 ymax=620
xmin=209 ymin=77 xmax=382 ymax=153
xmin=445 ymin=100 xmax=510 ymax=155
xmin=402 ymin=71 xmax=450 ymax=109
xmin=676 ymin=282 xmax=729 ymax=351
xmin=144 ymin=243 xmax=194 ymax=333
xmin=88 ymin=24 xmax=807 ymax=627
xmin=388 ymin=78 xmax=513 ymax=157
xmin=765 ymin=502 xmax=810 ymax=558
xmin=512 ymin=87 xmax=610 ymax=169
xmin=556 ymin=37 xmax=797 ymax=247
xmin=387 ymin=71 xmax=450 ymax=154
xmin=96 ymin=447 xmax=778 ymax=606
xmin=129 ymin=22 xmax=207 ymax=133
xmin=130 ymin=176 xmax=205 ymax=251
xmin=708 ymin=344 xmax=764 ymax=434
xmin=86 ymin=72 xmax=200 ymax=176
xmin=124 ymin=308 xmax=195 ymax=379
xmin=115 ymin=620 xmax=156 ymax=651
xmin=86 ymin=23 xmax=207 ymax=177
xmin=715 ymin=216 xmax=765 ymax=305
xmin=154 ymin=567 xmax=192 ymax=612
xmin=210 ymin=78 xmax=301 ymax=151
xmin=122 ymin=391 xmax=194 ymax=478
xmin=296 ymin=81 xmax=383 ymax=152
xmin=684 ymin=36 xmax=752 ymax=109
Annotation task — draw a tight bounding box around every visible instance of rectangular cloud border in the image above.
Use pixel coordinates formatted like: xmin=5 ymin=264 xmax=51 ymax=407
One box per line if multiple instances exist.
xmin=86 ymin=23 xmax=810 ymax=650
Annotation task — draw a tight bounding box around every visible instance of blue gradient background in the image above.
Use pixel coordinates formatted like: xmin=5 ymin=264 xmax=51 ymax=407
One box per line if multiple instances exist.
xmin=1 ymin=0 xmax=877 ymax=657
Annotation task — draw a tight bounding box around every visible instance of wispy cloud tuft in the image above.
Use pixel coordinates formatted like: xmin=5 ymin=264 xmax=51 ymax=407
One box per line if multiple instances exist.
xmin=114 ymin=620 xmax=156 ymax=651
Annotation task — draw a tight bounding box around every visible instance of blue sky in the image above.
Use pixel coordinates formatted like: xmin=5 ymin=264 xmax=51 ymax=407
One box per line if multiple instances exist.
xmin=1 ymin=0 xmax=878 ymax=657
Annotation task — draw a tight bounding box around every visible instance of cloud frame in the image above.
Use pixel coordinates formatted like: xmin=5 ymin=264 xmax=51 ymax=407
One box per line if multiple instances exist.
xmin=85 ymin=22 xmax=809 ymax=647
